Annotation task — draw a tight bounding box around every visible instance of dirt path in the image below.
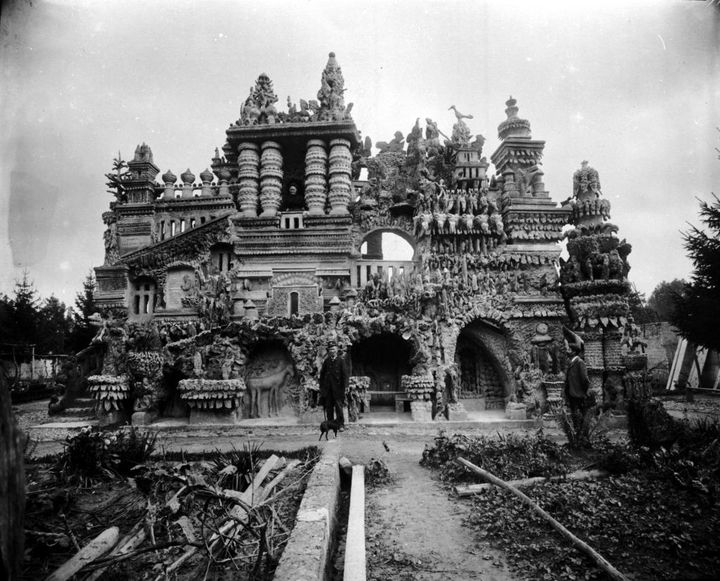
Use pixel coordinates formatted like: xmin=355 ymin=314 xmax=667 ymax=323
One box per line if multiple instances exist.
xmin=340 ymin=438 xmax=517 ymax=581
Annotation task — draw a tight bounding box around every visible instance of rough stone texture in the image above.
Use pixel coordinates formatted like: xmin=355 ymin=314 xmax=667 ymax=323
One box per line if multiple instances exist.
xmin=410 ymin=400 xmax=432 ymax=422
xmin=188 ymin=409 xmax=240 ymax=425
xmin=641 ymin=322 xmax=678 ymax=370
xmin=274 ymin=443 xmax=340 ymax=581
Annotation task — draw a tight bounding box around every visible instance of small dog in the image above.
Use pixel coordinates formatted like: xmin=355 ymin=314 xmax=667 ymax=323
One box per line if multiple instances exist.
xmin=319 ymin=419 xmax=341 ymax=440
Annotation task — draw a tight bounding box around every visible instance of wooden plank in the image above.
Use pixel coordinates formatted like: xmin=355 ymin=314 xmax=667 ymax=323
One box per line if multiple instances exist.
xmin=45 ymin=527 xmax=120 ymax=581
xmin=455 ymin=469 xmax=609 ymax=496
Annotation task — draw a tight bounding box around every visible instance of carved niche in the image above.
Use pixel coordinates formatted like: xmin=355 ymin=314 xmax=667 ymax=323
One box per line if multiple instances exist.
xmin=266 ymin=272 xmax=323 ymax=317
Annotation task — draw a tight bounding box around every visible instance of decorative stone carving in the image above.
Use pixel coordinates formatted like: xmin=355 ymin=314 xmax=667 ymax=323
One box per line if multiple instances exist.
xmin=238 ymin=142 xmax=260 ymax=217
xmin=240 ymin=73 xmax=279 ymax=125
xmin=162 ymin=169 xmax=176 ymax=200
xmin=317 ymin=52 xmax=352 ymax=122
xmin=328 ymin=138 xmax=352 ymax=214
xmin=180 ymin=168 xmax=195 ymax=198
xmin=260 ymin=141 xmax=283 ymax=217
xmin=305 ymin=139 xmax=328 ymax=215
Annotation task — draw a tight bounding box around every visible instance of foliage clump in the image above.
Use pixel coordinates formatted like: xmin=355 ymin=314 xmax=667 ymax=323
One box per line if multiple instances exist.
xmin=420 ymin=430 xmax=571 ymax=483
xmin=56 ymin=426 xmax=157 ymax=481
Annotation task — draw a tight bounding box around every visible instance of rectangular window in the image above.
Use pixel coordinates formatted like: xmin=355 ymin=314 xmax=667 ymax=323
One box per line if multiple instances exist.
xmin=160 ymin=221 xmax=165 ymax=240
xmin=180 ymin=219 xmax=186 ymax=232
xmin=134 ymin=295 xmax=140 ymax=315
xmin=190 ymin=218 xmax=196 ymax=228
xmin=289 ymin=292 xmax=299 ymax=316
xmin=170 ymin=221 xmax=176 ymax=236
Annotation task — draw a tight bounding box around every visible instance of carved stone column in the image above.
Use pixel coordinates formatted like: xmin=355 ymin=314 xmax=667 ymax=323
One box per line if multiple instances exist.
xmin=260 ymin=141 xmax=283 ymax=217
xmin=328 ymin=138 xmax=352 ymax=215
xmin=304 ymin=139 xmax=328 ymax=215
xmin=237 ymin=143 xmax=260 ymax=217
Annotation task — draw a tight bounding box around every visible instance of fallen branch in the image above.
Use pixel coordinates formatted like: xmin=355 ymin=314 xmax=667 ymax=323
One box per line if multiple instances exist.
xmin=161 ymin=455 xmax=281 ymax=578
xmin=45 ymin=526 xmax=120 ymax=581
xmin=456 ymin=457 xmax=629 ymax=581
xmin=454 ymin=469 xmax=609 ymax=496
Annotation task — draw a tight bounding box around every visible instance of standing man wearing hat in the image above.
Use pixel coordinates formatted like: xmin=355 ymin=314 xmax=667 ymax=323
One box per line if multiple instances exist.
xmin=565 ymin=342 xmax=590 ymax=434
xmin=319 ymin=343 xmax=348 ymax=430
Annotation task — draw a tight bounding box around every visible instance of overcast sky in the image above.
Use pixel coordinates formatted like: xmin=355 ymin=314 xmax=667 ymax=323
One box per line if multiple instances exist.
xmin=1 ymin=0 xmax=719 ymax=307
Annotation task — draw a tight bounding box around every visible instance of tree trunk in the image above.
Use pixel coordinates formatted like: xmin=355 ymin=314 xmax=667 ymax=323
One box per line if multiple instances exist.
xmin=0 ymin=368 xmax=26 ymax=580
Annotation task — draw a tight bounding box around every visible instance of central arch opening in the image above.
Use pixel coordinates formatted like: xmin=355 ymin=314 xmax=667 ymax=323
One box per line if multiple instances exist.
xmin=355 ymin=229 xmax=417 ymax=288
xmin=350 ymin=333 xmax=412 ymax=409
xmin=245 ymin=341 xmax=295 ymax=418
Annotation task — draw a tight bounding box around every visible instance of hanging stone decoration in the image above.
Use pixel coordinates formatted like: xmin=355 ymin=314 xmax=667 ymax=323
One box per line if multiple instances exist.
xmin=260 ymin=141 xmax=283 ymax=217
xmin=328 ymin=138 xmax=352 ymax=214
xmin=305 ymin=139 xmax=328 ymax=215
xmin=237 ymin=142 xmax=260 ymax=217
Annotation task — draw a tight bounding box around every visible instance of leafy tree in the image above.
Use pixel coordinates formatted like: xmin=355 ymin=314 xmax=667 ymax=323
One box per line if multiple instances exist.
xmin=671 ymin=195 xmax=720 ymax=350
xmin=647 ymin=279 xmax=685 ymax=322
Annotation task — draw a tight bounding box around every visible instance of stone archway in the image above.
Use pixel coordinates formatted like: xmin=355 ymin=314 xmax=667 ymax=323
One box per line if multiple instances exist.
xmin=350 ymin=333 xmax=413 ymax=408
xmin=454 ymin=319 xmax=514 ymax=410
xmin=244 ymin=341 xmax=296 ymax=418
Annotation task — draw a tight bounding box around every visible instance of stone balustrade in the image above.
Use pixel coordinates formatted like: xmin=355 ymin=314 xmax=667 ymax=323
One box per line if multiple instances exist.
xmin=353 ymin=259 xmax=416 ymax=288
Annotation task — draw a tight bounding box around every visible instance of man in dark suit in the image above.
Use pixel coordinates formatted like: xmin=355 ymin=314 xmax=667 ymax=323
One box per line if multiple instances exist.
xmin=319 ymin=343 xmax=348 ymax=430
xmin=565 ymin=343 xmax=590 ymax=434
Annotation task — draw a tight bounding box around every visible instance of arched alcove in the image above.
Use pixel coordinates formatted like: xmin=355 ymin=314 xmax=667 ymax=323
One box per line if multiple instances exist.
xmin=350 ymin=333 xmax=413 ymax=408
xmin=455 ymin=319 xmax=512 ymax=409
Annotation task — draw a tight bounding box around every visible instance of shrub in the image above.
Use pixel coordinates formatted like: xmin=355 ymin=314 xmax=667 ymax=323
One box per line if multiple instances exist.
xmin=420 ymin=430 xmax=570 ymax=483
xmin=56 ymin=426 xmax=157 ymax=481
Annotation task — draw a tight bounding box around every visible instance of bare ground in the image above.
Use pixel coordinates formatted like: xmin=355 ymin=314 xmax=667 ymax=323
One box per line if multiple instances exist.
xmin=339 ymin=438 xmax=517 ymax=581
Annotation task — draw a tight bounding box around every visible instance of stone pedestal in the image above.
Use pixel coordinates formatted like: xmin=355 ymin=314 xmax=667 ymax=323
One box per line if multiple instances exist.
xmin=446 ymin=402 xmax=468 ymax=421
xmin=505 ymin=402 xmax=527 ymax=420
xmin=189 ymin=408 xmax=241 ymax=425
xmin=131 ymin=410 xmax=157 ymax=426
xmin=410 ymin=400 xmax=433 ymax=422
xmin=98 ymin=411 xmax=125 ymax=427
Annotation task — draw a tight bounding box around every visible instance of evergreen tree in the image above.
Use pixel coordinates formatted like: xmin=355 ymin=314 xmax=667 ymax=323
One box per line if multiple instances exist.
xmin=8 ymin=270 xmax=39 ymax=346
xmin=671 ymin=195 xmax=720 ymax=350
xmin=37 ymin=296 xmax=72 ymax=354
xmin=69 ymin=270 xmax=97 ymax=353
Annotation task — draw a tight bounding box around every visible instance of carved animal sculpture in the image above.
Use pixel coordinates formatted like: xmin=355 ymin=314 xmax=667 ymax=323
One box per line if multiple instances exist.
xmin=475 ymin=213 xmax=490 ymax=235
xmin=414 ymin=212 xmax=433 ymax=237
xmin=245 ymin=365 xmax=293 ymax=418
xmin=490 ymin=214 xmax=505 ymax=237
xmin=461 ymin=213 xmax=475 ymax=232
xmin=434 ymin=212 xmax=447 ymax=234
xmin=447 ymin=213 xmax=459 ymax=234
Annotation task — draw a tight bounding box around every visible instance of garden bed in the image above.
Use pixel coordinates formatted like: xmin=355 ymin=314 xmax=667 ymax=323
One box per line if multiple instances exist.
xmin=420 ymin=419 xmax=720 ymax=580
xmin=22 ymin=428 xmax=320 ymax=580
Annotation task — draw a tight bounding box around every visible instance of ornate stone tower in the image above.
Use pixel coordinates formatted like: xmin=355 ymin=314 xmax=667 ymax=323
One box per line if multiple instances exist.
xmin=559 ymin=161 xmax=633 ymax=405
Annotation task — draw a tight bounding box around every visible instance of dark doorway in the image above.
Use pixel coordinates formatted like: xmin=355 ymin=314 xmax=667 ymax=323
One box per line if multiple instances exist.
xmin=455 ymin=321 xmax=507 ymax=409
xmin=350 ymin=333 xmax=412 ymax=409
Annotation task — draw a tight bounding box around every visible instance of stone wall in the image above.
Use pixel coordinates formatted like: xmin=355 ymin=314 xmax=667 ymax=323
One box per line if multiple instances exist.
xmin=640 ymin=322 xmax=678 ymax=370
